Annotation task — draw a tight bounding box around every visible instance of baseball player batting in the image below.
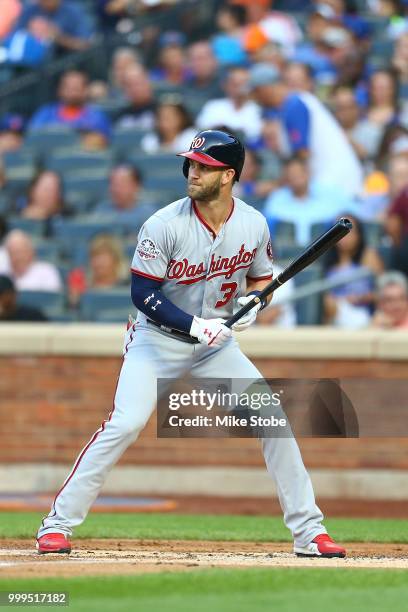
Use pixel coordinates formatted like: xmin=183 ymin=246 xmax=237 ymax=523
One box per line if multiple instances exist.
xmin=36 ymin=129 xmax=346 ymax=558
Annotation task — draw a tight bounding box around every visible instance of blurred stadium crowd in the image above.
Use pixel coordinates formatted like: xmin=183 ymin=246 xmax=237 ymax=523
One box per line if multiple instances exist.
xmin=0 ymin=0 xmax=408 ymax=329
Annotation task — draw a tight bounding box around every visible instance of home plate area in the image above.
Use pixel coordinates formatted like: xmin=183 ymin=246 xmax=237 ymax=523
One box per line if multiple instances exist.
xmin=1 ymin=541 xmax=408 ymax=577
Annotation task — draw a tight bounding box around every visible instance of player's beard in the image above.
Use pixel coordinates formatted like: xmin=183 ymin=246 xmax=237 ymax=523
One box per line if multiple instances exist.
xmin=187 ymin=175 xmax=222 ymax=201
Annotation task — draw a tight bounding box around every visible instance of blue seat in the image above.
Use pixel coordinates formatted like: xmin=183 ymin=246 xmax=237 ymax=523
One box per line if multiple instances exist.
xmin=310 ymin=222 xmax=332 ymax=242
xmin=246 ymin=196 xmax=266 ymax=211
xmin=2 ymin=149 xmax=36 ymax=172
xmin=363 ymin=221 xmax=384 ymax=247
xmin=273 ymin=220 xmax=296 ymax=246
xmin=112 ymin=127 xmax=150 ymax=158
xmin=125 ymin=243 xmax=136 ymax=261
xmin=0 ymin=65 xmax=13 ymax=84
xmin=275 ymin=244 xmax=301 ymax=263
xmin=46 ymin=151 xmax=113 ymax=175
xmin=34 ymin=239 xmax=61 ymax=263
xmin=293 ymin=266 xmax=323 ymax=325
xmin=8 ymin=217 xmax=46 ymax=237
xmin=64 ymin=191 xmax=96 ymax=215
xmin=52 ymin=218 xmax=123 ymax=261
xmin=25 ymin=128 xmax=80 ymax=153
xmin=63 ymin=174 xmax=109 ymax=204
xmin=0 ymin=194 xmax=10 ymax=215
xmin=5 ymin=165 xmax=36 ymax=196
xmin=127 ymin=153 xmax=183 ymax=178
xmin=94 ymin=308 xmax=135 ymax=323
xmin=143 ymin=175 xmax=186 ymax=194
xmin=378 ymin=244 xmax=393 ymax=268
xmin=79 ymin=289 xmax=133 ymax=321
xmin=17 ymin=290 xmax=65 ymax=320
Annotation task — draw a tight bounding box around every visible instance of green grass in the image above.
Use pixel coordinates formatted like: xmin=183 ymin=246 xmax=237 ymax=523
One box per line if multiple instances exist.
xmin=1 ymin=512 xmax=408 ymax=542
xmin=0 ymin=569 xmax=407 ymax=612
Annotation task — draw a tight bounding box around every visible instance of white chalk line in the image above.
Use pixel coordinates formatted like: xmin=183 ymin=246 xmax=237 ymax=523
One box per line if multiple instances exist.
xmin=1 ymin=549 xmax=408 ymax=569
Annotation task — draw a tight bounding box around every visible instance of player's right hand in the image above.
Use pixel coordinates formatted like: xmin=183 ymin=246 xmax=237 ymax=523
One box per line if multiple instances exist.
xmin=190 ymin=316 xmax=232 ymax=347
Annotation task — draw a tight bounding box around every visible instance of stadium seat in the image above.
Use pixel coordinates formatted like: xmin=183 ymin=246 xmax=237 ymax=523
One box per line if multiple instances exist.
xmin=64 ymin=191 xmax=96 ymax=215
xmin=124 ymin=243 xmax=136 ymax=261
xmin=45 ymin=150 xmax=113 ymax=175
xmin=246 ymin=196 xmax=266 ymax=211
xmin=378 ymin=243 xmax=393 ymax=268
xmin=0 ymin=194 xmax=9 ymax=215
xmin=269 ymin=220 xmax=297 ymax=247
xmin=310 ymin=222 xmax=332 ymax=241
xmin=8 ymin=217 xmax=46 ymax=238
xmin=79 ymin=289 xmax=133 ymax=321
xmin=112 ymin=127 xmax=150 ymax=159
xmin=63 ymin=173 xmax=109 ymax=205
xmin=127 ymin=153 xmax=183 ymax=178
xmin=152 ymin=82 xmax=184 ymax=99
xmin=143 ymin=175 xmax=186 ymax=194
xmin=275 ymin=244 xmax=301 ymax=263
xmin=0 ymin=66 xmax=12 ymax=84
xmin=293 ymin=266 xmax=323 ymax=326
xmin=95 ymin=99 xmax=128 ymax=122
xmin=2 ymin=149 xmax=37 ymax=172
xmin=17 ymin=290 xmax=65 ymax=320
xmin=363 ymin=221 xmax=384 ymax=247
xmin=5 ymin=165 xmax=36 ymax=197
xmin=183 ymin=93 xmax=208 ymax=120
xmin=53 ymin=217 xmax=122 ymax=252
xmin=25 ymin=128 xmax=80 ymax=153
xmin=93 ymin=308 xmax=135 ymax=323
xmin=34 ymin=239 xmax=61 ymax=264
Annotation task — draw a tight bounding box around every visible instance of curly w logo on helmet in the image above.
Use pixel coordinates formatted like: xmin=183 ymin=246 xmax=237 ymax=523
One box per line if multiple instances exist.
xmin=191 ymin=136 xmax=206 ymax=149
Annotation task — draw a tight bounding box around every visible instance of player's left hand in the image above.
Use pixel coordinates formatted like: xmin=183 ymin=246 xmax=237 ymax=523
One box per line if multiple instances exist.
xmin=232 ymin=295 xmax=262 ymax=332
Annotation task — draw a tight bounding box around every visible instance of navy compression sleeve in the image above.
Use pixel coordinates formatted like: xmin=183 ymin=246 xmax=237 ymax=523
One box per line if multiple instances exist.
xmin=131 ymin=273 xmax=194 ymax=333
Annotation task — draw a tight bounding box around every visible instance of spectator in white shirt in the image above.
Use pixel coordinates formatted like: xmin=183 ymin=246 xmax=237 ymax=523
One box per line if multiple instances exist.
xmin=0 ymin=230 xmax=62 ymax=292
xmin=248 ymin=63 xmax=364 ymax=197
xmin=263 ymin=157 xmax=353 ymax=245
xmin=196 ymin=66 xmax=262 ymax=141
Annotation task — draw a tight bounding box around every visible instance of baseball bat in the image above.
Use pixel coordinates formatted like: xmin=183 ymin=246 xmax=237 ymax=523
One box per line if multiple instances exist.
xmin=225 ymin=217 xmax=353 ymax=328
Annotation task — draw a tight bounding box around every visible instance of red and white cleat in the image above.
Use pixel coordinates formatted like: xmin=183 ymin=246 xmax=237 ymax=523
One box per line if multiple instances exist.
xmin=36 ymin=533 xmax=71 ymax=555
xmin=294 ymin=534 xmax=346 ymax=558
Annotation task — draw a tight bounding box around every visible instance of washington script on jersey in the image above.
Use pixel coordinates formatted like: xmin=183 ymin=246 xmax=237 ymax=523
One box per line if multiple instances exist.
xmin=166 ymin=243 xmax=258 ymax=285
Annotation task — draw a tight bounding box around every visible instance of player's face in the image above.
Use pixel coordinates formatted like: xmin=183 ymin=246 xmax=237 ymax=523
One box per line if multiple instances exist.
xmin=187 ymin=160 xmax=225 ymax=201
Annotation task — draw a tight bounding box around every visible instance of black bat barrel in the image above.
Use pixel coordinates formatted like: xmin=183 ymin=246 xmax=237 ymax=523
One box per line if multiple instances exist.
xmin=225 ymin=217 xmax=353 ymax=329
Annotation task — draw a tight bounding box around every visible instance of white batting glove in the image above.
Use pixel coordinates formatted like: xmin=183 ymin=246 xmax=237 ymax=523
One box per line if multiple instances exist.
xmin=190 ymin=316 xmax=232 ymax=347
xmin=232 ymin=295 xmax=262 ymax=332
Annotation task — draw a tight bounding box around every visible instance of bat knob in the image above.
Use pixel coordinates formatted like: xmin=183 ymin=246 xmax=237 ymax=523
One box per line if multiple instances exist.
xmin=339 ymin=217 xmax=353 ymax=231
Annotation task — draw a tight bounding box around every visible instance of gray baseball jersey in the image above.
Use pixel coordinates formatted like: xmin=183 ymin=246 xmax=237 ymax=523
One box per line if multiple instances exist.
xmin=131 ymin=197 xmax=273 ymax=321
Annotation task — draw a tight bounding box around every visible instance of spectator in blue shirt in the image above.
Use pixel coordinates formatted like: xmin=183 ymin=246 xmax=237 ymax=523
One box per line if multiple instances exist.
xmin=28 ymin=70 xmax=111 ymax=149
xmin=14 ymin=0 xmax=92 ymax=53
xmin=212 ymin=4 xmax=248 ymax=67
xmin=2 ymin=17 xmax=52 ymax=67
xmin=263 ymin=157 xmax=355 ymax=245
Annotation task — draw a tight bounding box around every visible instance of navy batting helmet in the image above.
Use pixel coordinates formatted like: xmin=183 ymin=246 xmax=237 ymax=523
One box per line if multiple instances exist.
xmin=177 ymin=129 xmax=245 ymax=181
